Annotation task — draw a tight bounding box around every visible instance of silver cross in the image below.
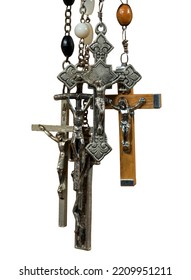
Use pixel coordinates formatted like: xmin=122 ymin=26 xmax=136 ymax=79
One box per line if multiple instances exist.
xmin=58 ymin=22 xmax=141 ymax=162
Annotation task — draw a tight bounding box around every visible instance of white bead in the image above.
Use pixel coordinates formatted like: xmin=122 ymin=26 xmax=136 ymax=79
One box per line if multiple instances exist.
xmin=74 ymin=23 xmax=90 ymax=39
xmin=84 ymin=23 xmax=93 ymax=45
xmin=84 ymin=0 xmax=95 ymax=15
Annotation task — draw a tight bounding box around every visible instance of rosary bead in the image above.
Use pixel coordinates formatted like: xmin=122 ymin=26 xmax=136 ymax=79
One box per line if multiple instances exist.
xmin=63 ymin=0 xmax=75 ymax=6
xmin=84 ymin=0 xmax=95 ymax=15
xmin=61 ymin=35 xmax=74 ymax=57
xmin=116 ymin=4 xmax=133 ymax=26
xmin=74 ymin=23 xmax=90 ymax=39
xmin=84 ymin=23 xmax=93 ymax=45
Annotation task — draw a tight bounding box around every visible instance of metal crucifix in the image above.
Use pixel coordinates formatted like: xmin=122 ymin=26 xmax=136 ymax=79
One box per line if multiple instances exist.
xmin=32 ymin=0 xmax=161 ymax=250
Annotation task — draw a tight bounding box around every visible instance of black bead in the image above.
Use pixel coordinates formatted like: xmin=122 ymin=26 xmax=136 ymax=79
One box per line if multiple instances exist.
xmin=61 ymin=35 xmax=74 ymax=57
xmin=63 ymin=0 xmax=75 ymax=6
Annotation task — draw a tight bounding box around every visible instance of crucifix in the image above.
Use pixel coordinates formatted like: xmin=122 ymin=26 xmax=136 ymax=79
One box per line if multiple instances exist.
xmin=32 ymin=0 xmax=161 ymax=250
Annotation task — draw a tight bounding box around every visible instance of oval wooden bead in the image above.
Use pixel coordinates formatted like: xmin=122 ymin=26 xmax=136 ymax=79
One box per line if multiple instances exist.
xmin=84 ymin=0 xmax=95 ymax=15
xmin=61 ymin=35 xmax=74 ymax=57
xmin=63 ymin=0 xmax=75 ymax=6
xmin=84 ymin=23 xmax=93 ymax=45
xmin=116 ymin=4 xmax=133 ymax=26
xmin=74 ymin=23 xmax=90 ymax=39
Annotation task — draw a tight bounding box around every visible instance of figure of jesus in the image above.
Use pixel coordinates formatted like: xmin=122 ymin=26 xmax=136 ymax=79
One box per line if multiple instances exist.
xmin=39 ymin=125 xmax=69 ymax=199
xmin=67 ymin=96 xmax=92 ymax=159
xmin=110 ymin=97 xmax=145 ymax=153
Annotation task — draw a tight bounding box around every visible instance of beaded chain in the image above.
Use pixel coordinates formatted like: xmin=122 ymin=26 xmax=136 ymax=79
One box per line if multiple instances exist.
xmin=60 ymin=0 xmax=134 ymax=71
xmin=61 ymin=0 xmax=76 ymax=69
xmin=116 ymin=1 xmax=133 ymax=65
xmin=74 ymin=0 xmax=94 ymax=69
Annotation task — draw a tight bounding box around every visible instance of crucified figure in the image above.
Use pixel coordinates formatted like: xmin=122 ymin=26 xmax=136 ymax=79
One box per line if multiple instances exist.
xmin=38 ymin=124 xmax=69 ymax=199
xmin=67 ymin=96 xmax=93 ymax=159
xmin=110 ymin=97 xmax=145 ymax=153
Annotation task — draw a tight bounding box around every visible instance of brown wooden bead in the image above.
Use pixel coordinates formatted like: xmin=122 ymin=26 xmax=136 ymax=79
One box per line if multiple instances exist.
xmin=116 ymin=4 xmax=133 ymax=26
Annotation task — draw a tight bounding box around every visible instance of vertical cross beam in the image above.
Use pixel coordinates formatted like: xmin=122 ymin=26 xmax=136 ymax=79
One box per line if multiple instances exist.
xmin=59 ymin=99 xmax=69 ymax=226
xmin=55 ymin=90 xmax=95 ymax=250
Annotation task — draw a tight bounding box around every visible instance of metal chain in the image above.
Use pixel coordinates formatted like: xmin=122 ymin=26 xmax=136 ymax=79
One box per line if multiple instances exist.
xmin=83 ymin=99 xmax=89 ymax=127
xmin=77 ymin=39 xmax=85 ymax=68
xmin=120 ymin=26 xmax=129 ymax=65
xmin=98 ymin=0 xmax=104 ymax=22
xmin=84 ymin=45 xmax=90 ymax=70
xmin=122 ymin=26 xmax=128 ymax=53
xmin=64 ymin=6 xmax=72 ymax=36
xmin=77 ymin=0 xmax=87 ymax=68
xmin=62 ymin=5 xmax=73 ymax=69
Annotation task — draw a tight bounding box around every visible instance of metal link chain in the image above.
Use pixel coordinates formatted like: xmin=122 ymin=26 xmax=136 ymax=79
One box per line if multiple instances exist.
xmin=98 ymin=0 xmax=104 ymax=22
xmin=84 ymin=46 xmax=90 ymax=70
xmin=77 ymin=0 xmax=88 ymax=68
xmin=83 ymin=99 xmax=89 ymax=127
xmin=64 ymin=6 xmax=72 ymax=36
xmin=120 ymin=26 xmax=129 ymax=65
xmin=77 ymin=39 xmax=86 ymax=68
xmin=62 ymin=6 xmax=73 ymax=69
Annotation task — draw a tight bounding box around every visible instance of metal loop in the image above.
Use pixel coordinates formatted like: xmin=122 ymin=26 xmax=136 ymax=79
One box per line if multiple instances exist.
xmin=95 ymin=22 xmax=107 ymax=35
xmin=62 ymin=59 xmax=71 ymax=70
xmin=80 ymin=6 xmax=86 ymax=15
xmin=120 ymin=52 xmax=129 ymax=66
xmin=99 ymin=0 xmax=104 ymax=13
xmin=122 ymin=26 xmax=127 ymax=41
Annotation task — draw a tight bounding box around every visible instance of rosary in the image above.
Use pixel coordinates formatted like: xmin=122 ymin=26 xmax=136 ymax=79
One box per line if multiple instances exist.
xmin=32 ymin=0 xmax=161 ymax=250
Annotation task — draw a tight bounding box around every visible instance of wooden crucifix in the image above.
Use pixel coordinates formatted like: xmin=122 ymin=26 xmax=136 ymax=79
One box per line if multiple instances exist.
xmin=106 ymin=89 xmax=161 ymax=186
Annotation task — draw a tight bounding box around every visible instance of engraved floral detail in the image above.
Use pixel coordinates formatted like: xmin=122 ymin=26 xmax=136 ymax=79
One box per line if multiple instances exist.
xmin=89 ymin=34 xmax=113 ymax=62
xmin=115 ymin=64 xmax=142 ymax=90
xmin=57 ymin=64 xmax=83 ymax=90
xmin=86 ymin=135 xmax=112 ymax=162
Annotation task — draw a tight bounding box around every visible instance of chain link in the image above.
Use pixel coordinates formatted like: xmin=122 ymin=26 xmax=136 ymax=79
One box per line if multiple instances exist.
xmin=77 ymin=39 xmax=86 ymax=68
xmin=64 ymin=6 xmax=72 ymax=35
xmin=83 ymin=99 xmax=89 ymax=127
xmin=98 ymin=0 xmax=104 ymax=22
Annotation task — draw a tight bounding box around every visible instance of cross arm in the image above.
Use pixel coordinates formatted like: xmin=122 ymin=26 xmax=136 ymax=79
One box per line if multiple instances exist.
xmin=31 ymin=124 xmax=94 ymax=133
xmin=105 ymin=93 xmax=162 ymax=109
xmin=31 ymin=124 xmax=74 ymax=133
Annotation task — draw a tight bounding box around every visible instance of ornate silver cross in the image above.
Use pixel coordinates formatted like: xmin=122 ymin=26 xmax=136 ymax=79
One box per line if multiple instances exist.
xmin=58 ymin=22 xmax=141 ymax=162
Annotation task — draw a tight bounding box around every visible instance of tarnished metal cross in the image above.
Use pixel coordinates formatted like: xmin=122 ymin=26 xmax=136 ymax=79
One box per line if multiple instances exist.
xmin=58 ymin=23 xmax=142 ymax=162
xmin=32 ymin=99 xmax=70 ymax=228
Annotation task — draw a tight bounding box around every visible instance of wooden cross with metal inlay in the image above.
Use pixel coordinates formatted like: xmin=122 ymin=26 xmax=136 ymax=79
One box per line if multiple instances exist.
xmin=106 ymin=89 xmax=161 ymax=186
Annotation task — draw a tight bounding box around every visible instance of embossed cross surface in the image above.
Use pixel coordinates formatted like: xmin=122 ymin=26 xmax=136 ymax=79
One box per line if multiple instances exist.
xmin=58 ymin=22 xmax=141 ymax=162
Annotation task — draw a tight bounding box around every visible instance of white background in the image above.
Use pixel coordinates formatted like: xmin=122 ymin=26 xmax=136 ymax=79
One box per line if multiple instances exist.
xmin=0 ymin=0 xmax=191 ymax=279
